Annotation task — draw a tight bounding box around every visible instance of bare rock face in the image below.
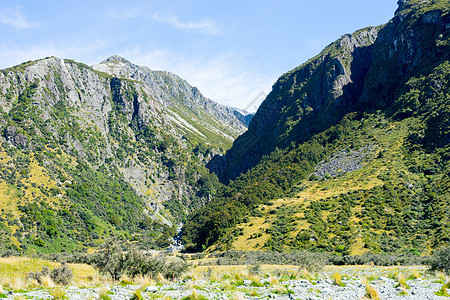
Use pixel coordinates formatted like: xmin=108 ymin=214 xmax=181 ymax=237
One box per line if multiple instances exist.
xmin=4 ymin=126 xmax=27 ymax=148
xmin=209 ymin=0 xmax=449 ymax=184
xmin=93 ymin=56 xmax=252 ymax=135
xmin=209 ymin=26 xmax=380 ymax=183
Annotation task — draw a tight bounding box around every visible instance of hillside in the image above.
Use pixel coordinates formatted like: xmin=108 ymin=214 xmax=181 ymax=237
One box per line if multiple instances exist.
xmin=183 ymin=0 xmax=449 ymax=255
xmin=0 ymin=56 xmax=250 ymax=253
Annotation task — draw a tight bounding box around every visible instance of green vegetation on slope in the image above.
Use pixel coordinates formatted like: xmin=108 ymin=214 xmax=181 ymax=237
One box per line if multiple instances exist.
xmin=0 ymin=59 xmax=225 ymax=254
xmin=183 ymin=0 xmax=449 ymax=254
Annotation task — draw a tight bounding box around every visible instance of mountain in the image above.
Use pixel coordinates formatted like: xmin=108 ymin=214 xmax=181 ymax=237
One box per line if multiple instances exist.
xmin=183 ymin=0 xmax=449 ymax=254
xmin=0 ymin=56 xmax=250 ymax=253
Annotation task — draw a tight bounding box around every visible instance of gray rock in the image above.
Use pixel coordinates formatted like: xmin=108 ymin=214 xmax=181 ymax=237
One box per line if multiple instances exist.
xmin=146 ymin=286 xmax=158 ymax=292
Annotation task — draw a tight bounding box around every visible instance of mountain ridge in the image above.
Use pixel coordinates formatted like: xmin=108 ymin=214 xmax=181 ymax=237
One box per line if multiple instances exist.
xmin=0 ymin=55 xmax=246 ymax=253
xmin=183 ymin=0 xmax=449 ymax=254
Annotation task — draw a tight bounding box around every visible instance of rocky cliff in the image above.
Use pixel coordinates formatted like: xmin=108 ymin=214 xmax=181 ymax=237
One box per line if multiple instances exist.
xmin=184 ymin=0 xmax=449 ymax=253
xmin=209 ymin=0 xmax=449 ymax=183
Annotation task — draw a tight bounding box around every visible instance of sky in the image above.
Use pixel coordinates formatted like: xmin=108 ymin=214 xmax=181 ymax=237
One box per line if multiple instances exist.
xmin=0 ymin=1 xmax=398 ymax=111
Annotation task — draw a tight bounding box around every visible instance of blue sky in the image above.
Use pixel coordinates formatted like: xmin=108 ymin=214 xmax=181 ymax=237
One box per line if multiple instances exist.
xmin=0 ymin=0 xmax=397 ymax=111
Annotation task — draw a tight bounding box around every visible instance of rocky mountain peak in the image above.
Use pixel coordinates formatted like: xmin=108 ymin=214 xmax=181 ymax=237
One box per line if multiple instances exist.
xmin=101 ymin=55 xmax=132 ymax=65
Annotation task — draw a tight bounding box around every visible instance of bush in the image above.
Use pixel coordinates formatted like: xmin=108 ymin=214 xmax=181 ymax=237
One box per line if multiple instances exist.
xmin=429 ymin=247 xmax=450 ymax=274
xmin=27 ymin=264 xmax=73 ymax=285
xmin=50 ymin=263 xmax=73 ymax=285
xmin=207 ymin=250 xmax=328 ymax=271
xmin=92 ymin=238 xmax=188 ymax=279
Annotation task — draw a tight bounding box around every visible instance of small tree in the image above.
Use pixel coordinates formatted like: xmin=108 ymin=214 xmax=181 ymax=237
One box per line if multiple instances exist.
xmin=94 ymin=238 xmax=126 ymax=280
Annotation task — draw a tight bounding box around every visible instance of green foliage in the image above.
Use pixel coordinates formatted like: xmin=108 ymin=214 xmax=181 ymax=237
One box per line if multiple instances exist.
xmin=183 ymin=115 xmax=361 ymax=250
xmin=27 ymin=264 xmax=73 ymax=285
xmin=91 ymin=239 xmax=187 ymax=280
xmin=181 ymin=293 xmax=208 ymax=300
xmin=183 ymin=0 xmax=449 ymax=254
xmin=50 ymin=263 xmax=73 ymax=285
xmin=430 ymin=247 xmax=450 ymax=275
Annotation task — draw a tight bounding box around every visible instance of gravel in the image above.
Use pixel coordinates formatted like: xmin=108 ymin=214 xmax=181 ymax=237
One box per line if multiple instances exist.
xmin=3 ymin=274 xmax=447 ymax=299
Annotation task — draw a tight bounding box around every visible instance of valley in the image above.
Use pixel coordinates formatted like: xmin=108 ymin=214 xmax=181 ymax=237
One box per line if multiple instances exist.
xmin=0 ymin=0 xmax=448 ymax=298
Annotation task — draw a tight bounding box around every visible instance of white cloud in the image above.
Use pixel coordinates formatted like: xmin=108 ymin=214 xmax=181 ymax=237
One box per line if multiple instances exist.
xmin=150 ymin=14 xmax=221 ymax=35
xmin=0 ymin=40 xmax=109 ymax=70
xmin=121 ymin=48 xmax=275 ymax=111
xmin=0 ymin=6 xmax=37 ymax=30
xmin=0 ymin=42 xmax=275 ymax=112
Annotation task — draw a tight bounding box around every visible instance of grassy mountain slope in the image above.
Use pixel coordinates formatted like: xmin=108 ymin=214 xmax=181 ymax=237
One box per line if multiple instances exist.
xmin=0 ymin=56 xmax=244 ymax=253
xmin=183 ymin=0 xmax=449 ymax=254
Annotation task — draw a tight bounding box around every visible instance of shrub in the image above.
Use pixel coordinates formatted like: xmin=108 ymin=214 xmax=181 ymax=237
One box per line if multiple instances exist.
xmin=429 ymin=247 xmax=450 ymax=275
xmin=50 ymin=263 xmax=73 ymax=285
xmin=92 ymin=238 xmax=188 ymax=279
xmin=248 ymin=264 xmax=261 ymax=275
xmin=27 ymin=264 xmax=72 ymax=286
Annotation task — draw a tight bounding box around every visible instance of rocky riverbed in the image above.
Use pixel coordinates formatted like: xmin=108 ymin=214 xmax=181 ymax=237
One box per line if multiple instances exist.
xmin=3 ymin=266 xmax=448 ymax=299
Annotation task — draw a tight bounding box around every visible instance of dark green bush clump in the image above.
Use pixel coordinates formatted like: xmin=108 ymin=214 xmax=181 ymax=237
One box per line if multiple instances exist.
xmin=91 ymin=239 xmax=188 ymax=280
xmin=203 ymin=250 xmax=430 ymax=269
xmin=207 ymin=250 xmax=328 ymax=271
xmin=429 ymin=247 xmax=450 ymax=274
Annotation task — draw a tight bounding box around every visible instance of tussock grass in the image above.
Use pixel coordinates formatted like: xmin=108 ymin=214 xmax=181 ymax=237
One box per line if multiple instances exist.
xmin=232 ymin=292 xmax=245 ymax=300
xmin=40 ymin=275 xmax=54 ymax=288
xmin=157 ymin=272 xmax=169 ymax=285
xmin=181 ymin=290 xmax=208 ymax=300
xmin=0 ymin=276 xmax=27 ymax=291
xmin=98 ymin=286 xmax=111 ymax=300
xmin=269 ymin=277 xmax=278 ymax=285
xmin=399 ymin=287 xmax=408 ymax=295
xmin=395 ymin=271 xmax=410 ymax=289
xmin=50 ymin=287 xmax=67 ymax=300
xmin=435 ymin=279 xmax=450 ymax=297
xmin=364 ymin=284 xmax=380 ymax=300
xmin=332 ymin=270 xmax=346 ymax=287
xmin=297 ymin=268 xmax=315 ymax=281
xmin=130 ymin=289 xmax=144 ymax=300
xmin=409 ymin=268 xmax=420 ymax=279
xmin=119 ymin=274 xmax=133 ymax=285
xmin=248 ymin=274 xmax=263 ymax=287
xmin=134 ymin=275 xmax=155 ymax=288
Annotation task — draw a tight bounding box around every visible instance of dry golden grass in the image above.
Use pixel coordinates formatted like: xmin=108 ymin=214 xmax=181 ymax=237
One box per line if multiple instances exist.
xmin=40 ymin=275 xmax=55 ymax=288
xmin=0 ymin=256 xmax=99 ymax=291
xmin=119 ymin=274 xmax=133 ymax=285
xmin=272 ymin=284 xmax=287 ymax=294
xmin=232 ymin=216 xmax=271 ymax=250
xmin=157 ymin=272 xmax=169 ymax=285
xmin=233 ymin=292 xmax=245 ymax=300
xmin=50 ymin=287 xmax=67 ymax=299
xmin=269 ymin=277 xmax=278 ymax=285
xmin=0 ymin=276 xmax=27 ymax=291
xmin=364 ymin=284 xmax=380 ymax=300
xmin=298 ymin=268 xmax=315 ymax=281
xmin=410 ymin=268 xmax=420 ymax=279
xmin=98 ymin=286 xmax=110 ymax=299
xmin=134 ymin=275 xmax=155 ymax=287
xmin=332 ymin=270 xmax=343 ymax=286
